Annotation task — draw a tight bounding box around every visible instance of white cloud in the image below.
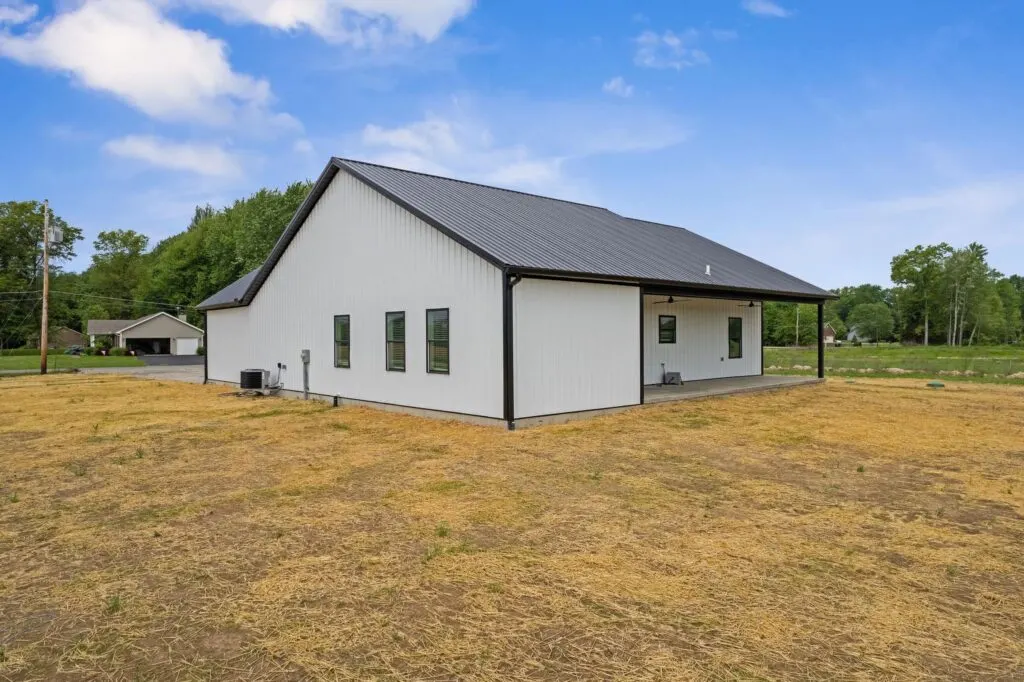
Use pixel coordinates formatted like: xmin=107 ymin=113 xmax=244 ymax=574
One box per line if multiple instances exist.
xmin=602 ymin=76 xmax=634 ymax=98
xmin=293 ymin=138 xmax=315 ymax=154
xmin=103 ymin=135 xmax=243 ymax=177
xmin=635 ymin=29 xmax=710 ymax=70
xmin=0 ymin=1 xmax=36 ymax=24
xmin=350 ymin=97 xmax=689 ymax=200
xmin=865 ymin=177 xmax=1024 ymax=218
xmin=712 ymin=29 xmax=738 ymax=41
xmin=356 ymin=114 xmax=566 ymax=193
xmin=165 ymin=0 xmax=475 ymax=46
xmin=741 ymin=0 xmax=791 ymax=18
xmin=358 ymin=114 xmax=558 ymax=187
xmin=0 ymin=0 xmax=282 ymax=125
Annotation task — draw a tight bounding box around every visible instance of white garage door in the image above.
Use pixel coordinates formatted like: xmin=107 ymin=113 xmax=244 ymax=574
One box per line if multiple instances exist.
xmin=173 ymin=338 xmax=200 ymax=356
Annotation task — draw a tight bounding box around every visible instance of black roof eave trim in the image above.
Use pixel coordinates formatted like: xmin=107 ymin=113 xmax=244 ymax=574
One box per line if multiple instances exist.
xmin=200 ymin=157 xmax=834 ymax=311
xmin=221 ymin=158 xmax=509 ymax=310
xmin=512 ymin=267 xmax=836 ymax=303
xmin=335 ymin=159 xmax=507 ymax=272
xmin=232 ymin=160 xmax=342 ymax=309
xmin=197 ymin=300 xmax=244 ymax=311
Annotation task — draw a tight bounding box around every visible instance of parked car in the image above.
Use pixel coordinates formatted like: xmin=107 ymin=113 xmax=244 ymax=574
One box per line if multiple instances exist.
xmin=64 ymin=345 xmax=84 ymax=356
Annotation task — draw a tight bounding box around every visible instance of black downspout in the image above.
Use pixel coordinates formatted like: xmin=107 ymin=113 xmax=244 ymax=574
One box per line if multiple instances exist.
xmin=817 ymin=302 xmax=825 ymax=379
xmin=760 ymin=303 xmax=765 ymax=376
xmin=203 ymin=311 xmax=208 ymax=385
xmin=503 ymin=272 xmax=521 ymax=430
xmin=639 ymin=289 xmax=645 ymax=404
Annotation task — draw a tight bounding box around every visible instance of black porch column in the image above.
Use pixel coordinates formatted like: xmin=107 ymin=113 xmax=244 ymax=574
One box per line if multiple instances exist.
xmin=817 ymin=302 xmax=825 ymax=379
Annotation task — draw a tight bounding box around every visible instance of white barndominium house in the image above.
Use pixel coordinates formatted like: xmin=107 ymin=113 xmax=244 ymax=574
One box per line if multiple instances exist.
xmin=199 ymin=158 xmax=834 ymax=428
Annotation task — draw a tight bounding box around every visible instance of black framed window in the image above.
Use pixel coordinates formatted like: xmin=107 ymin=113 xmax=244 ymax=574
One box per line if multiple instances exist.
xmin=334 ymin=315 xmax=350 ymax=368
xmin=658 ymin=315 xmax=677 ymax=344
xmin=386 ymin=311 xmax=405 ymax=371
xmin=426 ymin=308 xmax=449 ymax=374
xmin=728 ymin=317 xmax=743 ymax=359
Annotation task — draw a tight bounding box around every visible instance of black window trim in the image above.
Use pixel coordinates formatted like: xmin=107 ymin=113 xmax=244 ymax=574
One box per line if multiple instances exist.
xmin=425 ymin=307 xmax=450 ymax=375
xmin=728 ymin=316 xmax=743 ymax=359
xmin=333 ymin=314 xmax=351 ymax=368
xmin=385 ymin=310 xmax=406 ymax=372
xmin=658 ymin=314 xmax=677 ymax=344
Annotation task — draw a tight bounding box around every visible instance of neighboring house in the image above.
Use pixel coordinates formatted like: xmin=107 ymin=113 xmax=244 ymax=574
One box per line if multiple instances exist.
xmin=823 ymin=323 xmax=838 ymax=345
xmin=29 ymin=326 xmax=87 ymax=349
xmin=87 ymin=312 xmax=204 ymax=355
xmin=199 ymin=157 xmax=833 ymax=428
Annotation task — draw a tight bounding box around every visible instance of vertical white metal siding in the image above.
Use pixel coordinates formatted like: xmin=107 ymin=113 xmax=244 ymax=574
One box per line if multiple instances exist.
xmin=643 ymin=297 xmax=762 ymax=383
xmin=514 ymin=279 xmax=640 ymax=419
xmin=206 ymin=172 xmax=505 ymax=418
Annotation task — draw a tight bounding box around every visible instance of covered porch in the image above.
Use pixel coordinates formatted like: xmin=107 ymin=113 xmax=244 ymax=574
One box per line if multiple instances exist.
xmin=644 ymin=375 xmax=822 ymax=404
xmin=638 ymin=285 xmax=827 ymax=406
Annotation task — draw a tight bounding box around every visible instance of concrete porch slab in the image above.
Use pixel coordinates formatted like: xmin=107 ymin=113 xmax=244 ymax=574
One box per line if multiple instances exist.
xmin=644 ymin=375 xmax=822 ymax=403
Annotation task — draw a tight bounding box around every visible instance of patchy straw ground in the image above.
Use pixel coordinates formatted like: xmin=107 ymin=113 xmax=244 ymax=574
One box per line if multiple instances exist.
xmin=1 ymin=375 xmax=1022 ymax=680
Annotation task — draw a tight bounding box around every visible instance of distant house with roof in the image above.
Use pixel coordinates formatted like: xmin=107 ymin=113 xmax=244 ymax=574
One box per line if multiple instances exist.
xmin=87 ymin=312 xmax=204 ymax=355
xmin=822 ymin=322 xmax=839 ymax=345
xmin=28 ymin=326 xmax=86 ymax=349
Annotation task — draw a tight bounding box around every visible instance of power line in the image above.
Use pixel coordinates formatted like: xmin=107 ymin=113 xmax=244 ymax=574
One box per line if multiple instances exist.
xmin=2 ymin=290 xmax=194 ymax=309
xmin=48 ymin=290 xmax=198 ymax=309
xmin=0 ymin=295 xmax=41 ymax=347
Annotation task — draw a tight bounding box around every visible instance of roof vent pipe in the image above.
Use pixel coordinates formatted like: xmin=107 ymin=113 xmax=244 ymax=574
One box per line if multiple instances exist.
xmin=705 ymin=264 xmax=711 ymax=276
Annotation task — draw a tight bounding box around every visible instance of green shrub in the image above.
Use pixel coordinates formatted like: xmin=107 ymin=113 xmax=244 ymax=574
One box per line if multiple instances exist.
xmin=196 ymin=345 xmax=205 ymax=356
xmin=0 ymin=348 xmax=41 ymax=356
xmin=109 ymin=348 xmax=127 ymax=357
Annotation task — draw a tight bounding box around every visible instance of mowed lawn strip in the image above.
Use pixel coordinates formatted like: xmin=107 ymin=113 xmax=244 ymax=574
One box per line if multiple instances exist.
xmin=766 ymin=343 xmax=1024 ymax=382
xmin=0 ymin=375 xmax=1022 ymax=680
xmin=0 ymin=354 xmax=144 ymax=371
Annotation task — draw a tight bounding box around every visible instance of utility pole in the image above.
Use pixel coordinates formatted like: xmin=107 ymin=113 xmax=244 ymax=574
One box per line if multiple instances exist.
xmin=40 ymin=200 xmax=50 ymax=375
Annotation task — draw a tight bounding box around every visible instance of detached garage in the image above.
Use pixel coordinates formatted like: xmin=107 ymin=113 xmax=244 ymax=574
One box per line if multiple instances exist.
xmin=87 ymin=312 xmax=204 ymax=356
xmin=199 ymin=157 xmax=833 ymax=428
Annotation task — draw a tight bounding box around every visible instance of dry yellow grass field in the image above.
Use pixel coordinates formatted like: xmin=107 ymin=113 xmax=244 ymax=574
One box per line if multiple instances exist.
xmin=1 ymin=375 xmax=1022 ymax=680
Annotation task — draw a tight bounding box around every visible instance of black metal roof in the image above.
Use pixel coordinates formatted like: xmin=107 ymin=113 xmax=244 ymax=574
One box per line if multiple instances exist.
xmin=198 ymin=158 xmax=832 ymax=310
xmin=198 ymin=267 xmax=259 ymax=310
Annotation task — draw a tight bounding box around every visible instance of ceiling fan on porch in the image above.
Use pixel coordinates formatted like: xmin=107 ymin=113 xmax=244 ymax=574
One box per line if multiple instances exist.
xmin=736 ymin=301 xmax=762 ymax=308
xmin=652 ymin=296 xmax=678 ymax=305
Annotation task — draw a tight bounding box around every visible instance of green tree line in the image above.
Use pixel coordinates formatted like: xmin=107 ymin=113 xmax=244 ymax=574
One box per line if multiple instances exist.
xmin=0 ymin=182 xmax=311 ymax=348
xmin=763 ymin=244 xmax=1023 ymax=346
xmin=3 ymin=189 xmax=1022 ymax=350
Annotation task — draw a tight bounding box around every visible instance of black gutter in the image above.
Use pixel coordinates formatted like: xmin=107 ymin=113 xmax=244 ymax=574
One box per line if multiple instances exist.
xmin=760 ymin=304 xmax=765 ymax=377
xmin=199 ymin=157 xmax=834 ymax=313
xmin=817 ymin=303 xmax=825 ymax=379
xmin=509 ymin=269 xmax=833 ymax=303
xmin=338 ymin=160 xmax=506 ymax=271
xmin=202 ymin=311 xmax=208 ymax=384
xmin=639 ymin=289 xmax=645 ymax=404
xmin=502 ymin=271 xmax=522 ymax=430
xmin=215 ymin=158 xmax=509 ymax=312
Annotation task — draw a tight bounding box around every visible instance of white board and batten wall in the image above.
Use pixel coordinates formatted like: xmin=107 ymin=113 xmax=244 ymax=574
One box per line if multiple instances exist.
xmin=513 ymin=278 xmax=640 ymax=419
xmin=643 ymin=297 xmax=762 ymax=384
xmin=206 ymin=170 xmax=505 ymax=419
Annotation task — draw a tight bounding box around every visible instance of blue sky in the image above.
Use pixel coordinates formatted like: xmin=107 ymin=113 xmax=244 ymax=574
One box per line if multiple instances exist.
xmin=1 ymin=0 xmax=1022 ymax=288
